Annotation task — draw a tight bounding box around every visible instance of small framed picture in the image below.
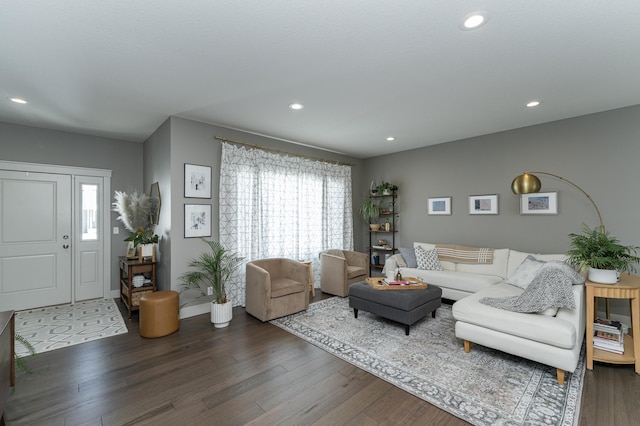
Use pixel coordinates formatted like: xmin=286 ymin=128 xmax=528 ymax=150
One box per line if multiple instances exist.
xmin=520 ymin=192 xmax=558 ymax=215
xmin=428 ymin=197 xmax=452 ymax=215
xmin=125 ymin=241 xmax=137 ymax=258
xmin=185 ymin=204 xmax=212 ymax=238
xmin=184 ymin=163 xmax=212 ymax=199
xmin=469 ymin=194 xmax=498 ymax=215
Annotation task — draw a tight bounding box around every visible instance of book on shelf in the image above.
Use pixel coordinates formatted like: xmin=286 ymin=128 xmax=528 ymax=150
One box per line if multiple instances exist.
xmin=372 ymin=245 xmax=390 ymax=250
xmin=593 ymin=336 xmax=624 ymax=354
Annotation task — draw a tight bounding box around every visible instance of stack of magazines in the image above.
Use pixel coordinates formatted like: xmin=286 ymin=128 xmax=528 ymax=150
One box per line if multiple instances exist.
xmin=593 ymin=318 xmax=624 ymax=354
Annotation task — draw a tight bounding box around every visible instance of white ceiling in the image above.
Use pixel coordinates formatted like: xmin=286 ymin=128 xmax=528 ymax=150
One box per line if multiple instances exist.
xmin=1 ymin=1 xmax=639 ymax=159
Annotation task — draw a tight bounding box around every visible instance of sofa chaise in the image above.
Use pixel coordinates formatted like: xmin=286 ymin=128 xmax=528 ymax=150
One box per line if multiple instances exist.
xmin=383 ymin=242 xmax=585 ymax=384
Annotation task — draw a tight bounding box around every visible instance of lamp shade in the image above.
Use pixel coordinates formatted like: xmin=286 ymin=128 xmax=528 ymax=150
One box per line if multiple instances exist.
xmin=511 ymin=173 xmax=542 ymax=194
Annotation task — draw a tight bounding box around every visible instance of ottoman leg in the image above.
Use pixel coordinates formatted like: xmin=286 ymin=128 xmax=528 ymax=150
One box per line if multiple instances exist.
xmin=432 ymin=310 xmax=436 ymax=318
xmin=353 ymin=308 xmax=358 ymax=318
xmin=405 ymin=324 xmax=410 ymax=336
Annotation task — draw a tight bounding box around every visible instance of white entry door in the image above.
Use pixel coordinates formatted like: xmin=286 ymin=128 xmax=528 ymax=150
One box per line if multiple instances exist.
xmin=0 ymin=170 xmax=72 ymax=311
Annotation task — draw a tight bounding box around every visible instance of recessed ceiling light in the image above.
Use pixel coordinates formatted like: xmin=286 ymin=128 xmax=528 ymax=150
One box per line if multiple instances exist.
xmin=461 ymin=12 xmax=489 ymax=30
xmin=9 ymin=97 xmax=27 ymax=104
xmin=386 ymin=137 xmax=396 ymax=142
xmin=289 ymin=103 xmax=304 ymax=110
xmin=526 ymin=100 xmax=542 ymax=108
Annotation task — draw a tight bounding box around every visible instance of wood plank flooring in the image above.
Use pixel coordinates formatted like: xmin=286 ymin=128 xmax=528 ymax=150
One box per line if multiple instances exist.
xmin=4 ymin=293 xmax=640 ymax=425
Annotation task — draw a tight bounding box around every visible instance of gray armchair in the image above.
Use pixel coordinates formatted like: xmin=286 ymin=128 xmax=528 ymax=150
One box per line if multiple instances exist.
xmin=320 ymin=249 xmax=368 ymax=297
xmin=245 ymin=258 xmax=310 ymax=322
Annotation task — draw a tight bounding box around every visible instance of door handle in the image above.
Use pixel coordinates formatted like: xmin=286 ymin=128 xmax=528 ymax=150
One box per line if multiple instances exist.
xmin=63 ymin=244 xmax=70 ymax=249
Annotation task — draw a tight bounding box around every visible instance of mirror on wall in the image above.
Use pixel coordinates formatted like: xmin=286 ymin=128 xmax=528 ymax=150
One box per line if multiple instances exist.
xmin=150 ymin=182 xmax=161 ymax=225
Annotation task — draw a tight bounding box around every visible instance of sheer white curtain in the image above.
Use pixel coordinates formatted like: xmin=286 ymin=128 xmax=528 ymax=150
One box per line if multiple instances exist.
xmin=219 ymin=142 xmax=353 ymax=306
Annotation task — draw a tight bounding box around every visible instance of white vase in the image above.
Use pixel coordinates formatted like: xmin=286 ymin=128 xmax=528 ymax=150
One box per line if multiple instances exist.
xmin=211 ymin=300 xmax=233 ymax=328
xmin=588 ymin=268 xmax=618 ymax=284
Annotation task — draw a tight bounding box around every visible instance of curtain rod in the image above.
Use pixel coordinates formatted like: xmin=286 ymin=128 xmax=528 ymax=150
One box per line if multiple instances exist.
xmin=214 ymin=136 xmax=354 ymax=167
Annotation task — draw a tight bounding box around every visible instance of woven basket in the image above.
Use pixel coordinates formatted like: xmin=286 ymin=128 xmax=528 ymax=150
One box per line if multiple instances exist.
xmin=131 ymin=289 xmax=153 ymax=307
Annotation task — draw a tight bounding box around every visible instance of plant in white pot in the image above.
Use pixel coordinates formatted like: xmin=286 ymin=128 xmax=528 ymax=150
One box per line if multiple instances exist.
xmin=180 ymin=239 xmax=244 ymax=328
xmin=567 ymin=224 xmax=640 ymax=284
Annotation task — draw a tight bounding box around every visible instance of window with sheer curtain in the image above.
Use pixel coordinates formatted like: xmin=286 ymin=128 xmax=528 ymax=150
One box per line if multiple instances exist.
xmin=219 ymin=142 xmax=353 ymax=306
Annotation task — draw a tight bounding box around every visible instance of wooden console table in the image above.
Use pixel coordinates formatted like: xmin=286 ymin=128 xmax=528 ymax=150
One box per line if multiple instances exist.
xmin=119 ymin=256 xmax=156 ymax=319
xmin=586 ymin=274 xmax=640 ymax=373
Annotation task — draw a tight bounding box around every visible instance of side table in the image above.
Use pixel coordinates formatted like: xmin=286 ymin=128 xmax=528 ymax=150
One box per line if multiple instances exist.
xmin=119 ymin=256 xmax=157 ymax=319
xmin=299 ymin=260 xmax=315 ymax=298
xmin=586 ymin=273 xmax=640 ymax=373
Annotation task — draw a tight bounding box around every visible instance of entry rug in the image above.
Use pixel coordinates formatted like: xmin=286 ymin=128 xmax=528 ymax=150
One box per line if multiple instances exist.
xmin=15 ymin=298 xmax=128 ymax=356
xmin=271 ymin=297 xmax=585 ymax=426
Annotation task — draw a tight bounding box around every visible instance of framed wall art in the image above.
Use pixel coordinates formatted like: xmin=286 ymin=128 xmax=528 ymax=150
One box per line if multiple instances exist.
xmin=520 ymin=191 xmax=558 ymax=215
xmin=469 ymin=194 xmax=498 ymax=215
xmin=184 ymin=204 xmax=212 ymax=238
xmin=428 ymin=197 xmax=452 ymax=215
xmin=184 ymin=163 xmax=211 ymax=198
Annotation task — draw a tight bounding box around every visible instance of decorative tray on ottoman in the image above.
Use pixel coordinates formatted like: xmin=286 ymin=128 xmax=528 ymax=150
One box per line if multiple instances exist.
xmin=365 ymin=277 xmax=429 ymax=290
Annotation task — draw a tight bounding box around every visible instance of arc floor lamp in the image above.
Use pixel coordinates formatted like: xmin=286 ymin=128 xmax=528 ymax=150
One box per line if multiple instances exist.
xmin=511 ymin=172 xmax=605 ymax=233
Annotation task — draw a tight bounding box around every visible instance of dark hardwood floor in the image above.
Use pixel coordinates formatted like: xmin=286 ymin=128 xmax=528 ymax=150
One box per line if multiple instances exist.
xmin=5 ymin=293 xmax=640 ymax=426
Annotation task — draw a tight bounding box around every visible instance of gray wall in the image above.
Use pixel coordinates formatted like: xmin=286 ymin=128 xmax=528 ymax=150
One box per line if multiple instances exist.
xmin=0 ymin=121 xmax=144 ymax=293
xmin=143 ymin=118 xmax=172 ymax=291
xmin=361 ymin=105 xmax=640 ymax=253
xmin=360 ymin=105 xmax=640 ymax=318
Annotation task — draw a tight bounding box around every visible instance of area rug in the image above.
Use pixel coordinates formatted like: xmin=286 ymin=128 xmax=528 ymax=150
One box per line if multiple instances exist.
xmin=271 ymin=297 xmax=584 ymax=426
xmin=14 ymin=298 xmax=128 ymax=356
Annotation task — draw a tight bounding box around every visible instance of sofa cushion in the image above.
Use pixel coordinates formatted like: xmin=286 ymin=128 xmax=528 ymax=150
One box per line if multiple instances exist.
xmin=400 ymin=268 xmax=502 ymax=294
xmin=506 ymin=255 xmax=546 ymax=289
xmin=456 ymin=248 xmax=510 ymax=279
xmin=347 ymin=265 xmax=367 ymax=279
xmin=507 ymin=250 xmax=568 ymax=277
xmin=414 ymin=242 xmax=455 ymax=270
xmin=398 ymin=247 xmax=417 ymax=268
xmin=416 ymin=246 xmax=443 ymax=271
xmin=452 ymin=283 xmax=576 ymax=349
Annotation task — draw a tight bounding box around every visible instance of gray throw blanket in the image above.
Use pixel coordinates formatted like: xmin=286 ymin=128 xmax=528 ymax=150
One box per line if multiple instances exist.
xmin=480 ymin=261 xmax=584 ymax=313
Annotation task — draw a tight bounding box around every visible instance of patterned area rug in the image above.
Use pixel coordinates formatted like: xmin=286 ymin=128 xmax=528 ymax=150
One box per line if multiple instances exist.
xmin=14 ymin=298 xmax=128 ymax=356
xmin=271 ymin=297 xmax=584 ymax=426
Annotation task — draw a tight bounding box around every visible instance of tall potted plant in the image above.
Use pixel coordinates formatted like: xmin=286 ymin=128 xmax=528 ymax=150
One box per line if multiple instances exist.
xmin=180 ymin=239 xmax=244 ymax=327
xmin=567 ymin=224 xmax=640 ymax=284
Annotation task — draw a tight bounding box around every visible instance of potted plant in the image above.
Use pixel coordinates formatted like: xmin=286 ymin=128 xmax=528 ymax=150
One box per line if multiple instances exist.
xmin=359 ymin=198 xmax=382 ymax=231
xmin=567 ymin=224 xmax=640 ymax=284
xmin=113 ymin=190 xmax=159 ymax=258
xmin=180 ymin=239 xmax=244 ymax=328
xmin=377 ymin=181 xmax=397 ymax=196
xmin=124 ymin=227 xmax=159 ymax=260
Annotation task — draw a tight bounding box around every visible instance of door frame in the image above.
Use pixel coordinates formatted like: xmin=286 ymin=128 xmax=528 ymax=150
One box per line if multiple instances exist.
xmin=0 ymin=160 xmax=112 ymax=302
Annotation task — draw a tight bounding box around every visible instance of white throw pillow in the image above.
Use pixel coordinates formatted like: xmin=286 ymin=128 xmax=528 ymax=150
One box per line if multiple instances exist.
xmin=506 ymin=255 xmax=545 ymax=289
xmin=416 ymin=246 xmax=443 ymax=271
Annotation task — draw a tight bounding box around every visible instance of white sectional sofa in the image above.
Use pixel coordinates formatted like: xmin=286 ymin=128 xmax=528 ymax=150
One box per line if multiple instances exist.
xmin=383 ymin=242 xmax=585 ymax=385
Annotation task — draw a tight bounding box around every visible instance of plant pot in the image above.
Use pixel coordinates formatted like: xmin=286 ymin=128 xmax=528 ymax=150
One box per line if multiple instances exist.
xmin=588 ymin=268 xmax=618 ymax=284
xmin=211 ymin=300 xmax=233 ymax=328
xmin=370 ymin=224 xmax=381 ymax=231
xmin=138 ymin=243 xmax=155 ymax=261
xmin=382 ymin=189 xmax=392 ymax=195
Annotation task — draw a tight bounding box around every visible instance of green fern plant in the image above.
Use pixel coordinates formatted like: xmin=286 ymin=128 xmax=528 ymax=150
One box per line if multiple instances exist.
xmin=15 ymin=333 xmax=36 ymax=375
xmin=567 ymin=223 xmax=640 ymax=273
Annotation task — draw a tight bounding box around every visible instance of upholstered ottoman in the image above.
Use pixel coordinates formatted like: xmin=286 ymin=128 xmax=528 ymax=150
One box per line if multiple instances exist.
xmin=139 ymin=290 xmax=180 ymax=338
xmin=348 ymin=281 xmax=442 ymax=335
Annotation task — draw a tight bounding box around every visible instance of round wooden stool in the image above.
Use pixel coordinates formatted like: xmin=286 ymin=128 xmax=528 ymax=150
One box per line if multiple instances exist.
xmin=139 ymin=290 xmax=180 ymax=338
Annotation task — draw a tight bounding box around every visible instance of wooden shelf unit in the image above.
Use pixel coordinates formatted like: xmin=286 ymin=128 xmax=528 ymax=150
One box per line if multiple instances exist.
xmin=367 ymin=191 xmax=398 ymax=276
xmin=119 ymin=256 xmax=157 ymax=319
xmin=586 ymin=273 xmax=640 ymax=373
